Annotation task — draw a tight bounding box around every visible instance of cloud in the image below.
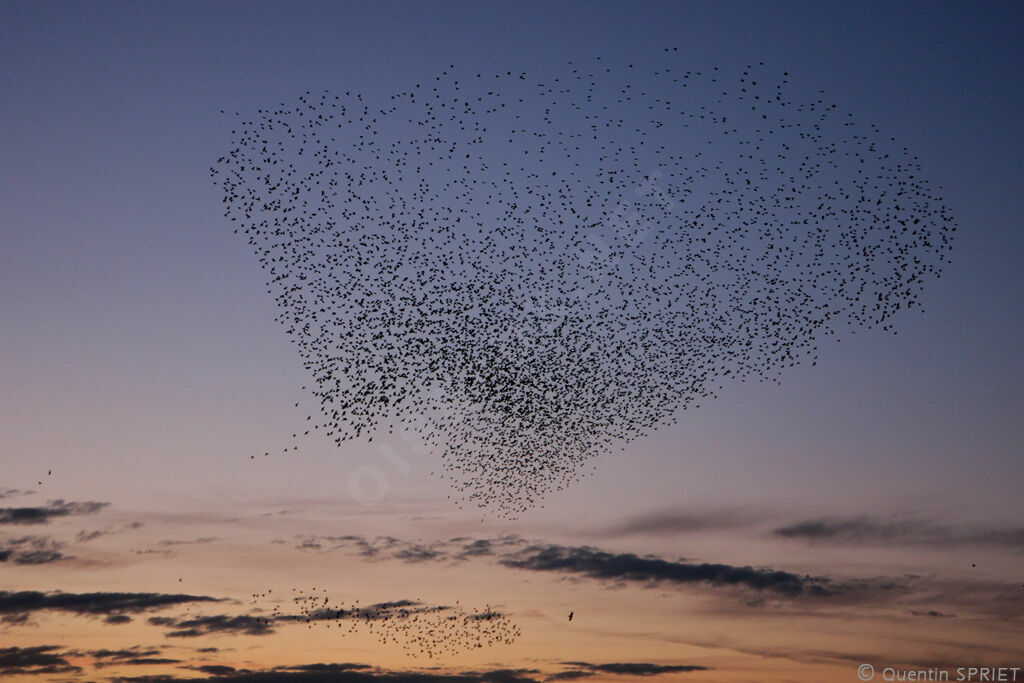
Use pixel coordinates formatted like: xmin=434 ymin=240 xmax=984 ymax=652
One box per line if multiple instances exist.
xmin=151 ymin=614 xmax=276 ymax=637
xmin=597 ymin=508 xmax=757 ymax=537
xmin=773 ymin=516 xmax=1024 ymax=550
xmin=284 ymin=532 xmax=1023 ymax=615
xmin=296 ymin=535 xmax=403 ymax=558
xmin=0 ymin=535 xmax=70 ymax=564
xmin=106 ymin=661 xmax=702 ymax=682
xmin=159 ymin=538 xmax=219 ymax=547
xmin=193 ymin=665 xmax=240 ymax=675
xmin=78 ymin=521 xmax=147 ymax=544
xmin=0 ymin=645 xmax=81 ymax=676
xmin=499 ymin=543 xmax=827 ymax=596
xmin=106 ymin=614 xmax=135 ymax=624
xmin=554 ymin=662 xmax=710 ymax=678
xmin=458 ymin=669 xmax=541 ymax=683
xmin=0 ymin=488 xmax=34 ymax=500
xmin=14 ymin=549 xmax=67 ymax=564
xmin=86 ymin=646 xmax=183 ymax=668
xmin=545 ymin=672 xmax=595 ymax=681
xmin=455 ymin=539 xmax=497 ymax=558
xmin=294 ymin=534 xmax=528 ymax=565
xmin=0 ymin=499 xmax=108 ymax=525
xmin=87 ymin=647 xmax=164 ymax=660
xmin=0 ymin=590 xmax=222 ymax=622
xmin=289 ymin=533 xmax=854 ymax=601
xmin=392 ymin=544 xmax=446 ymax=563
xmin=110 ymin=665 xmax=543 ymax=682
xmin=1 ymin=612 xmax=31 ymax=625
xmin=283 ymin=532 xmax=1024 ymax=615
xmin=279 ymin=664 xmax=374 ymax=673
xmin=99 ymin=658 xmax=183 ymax=668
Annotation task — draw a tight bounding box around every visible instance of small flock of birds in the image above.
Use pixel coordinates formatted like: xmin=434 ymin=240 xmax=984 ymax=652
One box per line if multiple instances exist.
xmin=211 ymin=50 xmax=956 ymax=516
xmin=251 ymin=588 xmax=519 ymax=658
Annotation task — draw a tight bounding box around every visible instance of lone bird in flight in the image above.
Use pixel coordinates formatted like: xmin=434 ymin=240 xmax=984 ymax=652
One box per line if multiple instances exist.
xmin=568 ymin=611 xmax=573 ymax=622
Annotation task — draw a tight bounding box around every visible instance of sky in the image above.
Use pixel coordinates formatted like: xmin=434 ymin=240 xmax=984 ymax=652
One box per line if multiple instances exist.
xmin=1 ymin=1 xmax=1023 ymax=681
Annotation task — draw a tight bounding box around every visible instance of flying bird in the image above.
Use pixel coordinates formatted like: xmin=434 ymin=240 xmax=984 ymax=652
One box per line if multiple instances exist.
xmin=211 ymin=53 xmax=956 ymax=517
xmin=251 ymin=588 xmax=520 ymax=658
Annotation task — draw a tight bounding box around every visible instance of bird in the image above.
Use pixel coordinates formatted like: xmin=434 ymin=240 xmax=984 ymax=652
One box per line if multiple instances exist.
xmin=211 ymin=52 xmax=956 ymax=517
xmin=250 ymin=586 xmax=520 ymax=658
xmin=568 ymin=611 xmax=573 ymax=622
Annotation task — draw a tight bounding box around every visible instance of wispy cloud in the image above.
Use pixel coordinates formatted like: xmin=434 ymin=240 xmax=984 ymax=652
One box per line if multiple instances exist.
xmin=77 ymin=521 xmax=146 ymax=544
xmin=0 ymin=499 xmax=108 ymax=525
xmin=0 ymin=590 xmax=222 ymax=622
xmin=293 ymin=534 xmax=526 ymax=564
xmin=287 ymin=532 xmax=1024 ymax=615
xmin=158 ymin=537 xmax=219 ymax=547
xmin=287 ymin=533 xmax=900 ymax=601
xmin=149 ymin=614 xmax=275 ymax=638
xmin=0 ymin=645 xmax=81 ymax=676
xmin=296 ymin=535 xmax=405 ymax=558
xmin=773 ymin=516 xmax=1024 ymax=550
xmin=86 ymin=645 xmax=182 ymax=668
xmin=0 ymin=535 xmax=69 ymax=564
xmin=191 ymin=664 xmax=242 ymax=675
xmin=498 ymin=543 xmax=827 ymax=596
xmin=105 ymin=614 xmax=135 ymax=624
xmin=86 ymin=647 xmax=165 ymax=660
xmin=595 ymin=508 xmax=758 ymax=537
xmin=551 ymin=661 xmax=710 ymax=679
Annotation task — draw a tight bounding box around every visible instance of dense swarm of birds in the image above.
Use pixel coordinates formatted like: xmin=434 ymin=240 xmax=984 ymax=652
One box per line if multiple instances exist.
xmin=211 ymin=50 xmax=956 ymax=516
xmin=251 ymin=588 xmax=519 ymax=658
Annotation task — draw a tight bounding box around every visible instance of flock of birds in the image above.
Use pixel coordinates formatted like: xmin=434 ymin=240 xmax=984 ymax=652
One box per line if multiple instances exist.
xmin=211 ymin=51 xmax=956 ymax=516
xmin=251 ymin=588 xmax=520 ymax=658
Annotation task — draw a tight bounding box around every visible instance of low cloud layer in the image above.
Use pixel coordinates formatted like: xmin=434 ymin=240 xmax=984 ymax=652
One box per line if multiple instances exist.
xmin=101 ymin=659 xmax=705 ymax=682
xmin=550 ymin=661 xmax=711 ymax=679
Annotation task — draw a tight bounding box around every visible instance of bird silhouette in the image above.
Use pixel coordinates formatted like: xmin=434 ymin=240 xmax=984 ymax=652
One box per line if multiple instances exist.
xmin=211 ymin=52 xmax=956 ymax=517
xmin=251 ymin=587 xmax=520 ymax=658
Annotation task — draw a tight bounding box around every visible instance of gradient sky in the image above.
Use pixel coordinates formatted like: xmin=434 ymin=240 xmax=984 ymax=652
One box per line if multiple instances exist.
xmin=2 ymin=1 xmax=1023 ymax=682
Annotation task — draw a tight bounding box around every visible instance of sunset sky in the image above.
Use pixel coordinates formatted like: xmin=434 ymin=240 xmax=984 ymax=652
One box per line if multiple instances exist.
xmin=2 ymin=1 xmax=1023 ymax=682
